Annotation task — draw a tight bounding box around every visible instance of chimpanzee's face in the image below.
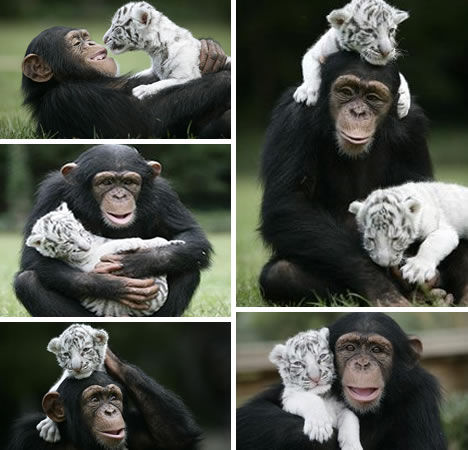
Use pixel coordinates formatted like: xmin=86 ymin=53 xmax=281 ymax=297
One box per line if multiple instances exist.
xmin=65 ymin=29 xmax=118 ymax=76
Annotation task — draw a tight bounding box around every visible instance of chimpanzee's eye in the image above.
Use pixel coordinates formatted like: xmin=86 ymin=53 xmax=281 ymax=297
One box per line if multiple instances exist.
xmin=371 ymin=346 xmax=382 ymax=353
xmin=346 ymin=344 xmax=356 ymax=352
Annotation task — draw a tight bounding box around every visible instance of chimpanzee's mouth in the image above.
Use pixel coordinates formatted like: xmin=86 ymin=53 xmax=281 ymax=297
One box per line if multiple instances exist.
xmin=98 ymin=428 xmax=126 ymax=440
xmin=345 ymin=386 xmax=381 ymax=402
xmin=89 ymin=49 xmax=108 ymax=61
xmin=339 ymin=129 xmax=372 ymax=145
xmin=104 ymin=210 xmax=135 ymax=226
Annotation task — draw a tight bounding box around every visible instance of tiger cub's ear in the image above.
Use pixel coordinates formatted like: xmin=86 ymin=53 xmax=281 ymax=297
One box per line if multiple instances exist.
xmin=404 ymin=197 xmax=421 ymax=214
xmin=318 ymin=327 xmax=329 ymax=341
xmin=269 ymin=344 xmax=286 ymax=367
xmin=348 ymin=201 xmax=363 ymax=215
xmin=26 ymin=234 xmax=42 ymax=248
xmin=47 ymin=337 xmax=61 ymax=355
xmin=327 ymin=6 xmax=352 ymax=28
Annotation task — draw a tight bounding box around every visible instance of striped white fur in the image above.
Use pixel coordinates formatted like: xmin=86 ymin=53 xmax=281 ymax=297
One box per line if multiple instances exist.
xmin=103 ymin=1 xmax=230 ymax=100
xmin=270 ymin=329 xmax=362 ymax=450
xmin=27 ymin=202 xmax=185 ymax=316
xmin=294 ymin=0 xmax=410 ymax=119
xmin=37 ymin=324 xmax=108 ymax=443
xmin=350 ymin=181 xmax=468 ymax=284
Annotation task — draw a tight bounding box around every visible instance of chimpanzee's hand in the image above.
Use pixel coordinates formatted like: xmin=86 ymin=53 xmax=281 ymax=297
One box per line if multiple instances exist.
xmin=95 ymin=273 xmax=159 ymax=310
xmin=199 ymin=39 xmax=228 ymax=73
xmin=96 ymin=249 xmax=162 ymax=278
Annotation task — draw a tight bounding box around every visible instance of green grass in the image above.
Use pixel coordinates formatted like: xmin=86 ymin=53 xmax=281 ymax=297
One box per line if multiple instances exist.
xmin=0 ymin=19 xmax=230 ymax=138
xmin=0 ymin=213 xmax=230 ymax=317
xmin=236 ymin=160 xmax=468 ymax=307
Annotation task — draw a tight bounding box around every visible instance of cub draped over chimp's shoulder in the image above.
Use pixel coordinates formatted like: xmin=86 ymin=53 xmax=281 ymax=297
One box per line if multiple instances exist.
xmin=14 ymin=145 xmax=211 ymax=317
xmin=237 ymin=312 xmax=447 ymax=450
xmin=259 ymin=50 xmax=468 ymax=306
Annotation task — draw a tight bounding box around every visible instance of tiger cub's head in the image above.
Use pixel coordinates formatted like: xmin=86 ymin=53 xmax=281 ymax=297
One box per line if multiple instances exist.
xmin=103 ymin=2 xmax=161 ymax=54
xmin=26 ymin=202 xmax=93 ymax=263
xmin=269 ymin=328 xmax=335 ymax=395
xmin=328 ymin=0 xmax=409 ymax=66
xmin=349 ymin=188 xmax=421 ymax=267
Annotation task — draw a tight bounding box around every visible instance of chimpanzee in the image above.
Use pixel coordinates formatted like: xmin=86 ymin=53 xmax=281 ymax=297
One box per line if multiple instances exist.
xmin=14 ymin=144 xmax=211 ymax=317
xmin=237 ymin=312 xmax=447 ymax=450
xmin=259 ymin=51 xmax=468 ymax=305
xmin=22 ymin=27 xmax=230 ymax=138
xmin=7 ymin=349 xmax=201 ymax=449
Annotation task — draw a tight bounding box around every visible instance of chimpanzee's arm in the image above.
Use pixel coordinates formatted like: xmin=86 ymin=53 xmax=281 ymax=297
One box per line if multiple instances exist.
xmin=145 ymin=70 xmax=231 ymax=139
xmin=41 ymin=71 xmax=229 ymax=139
xmin=113 ymin=181 xmax=212 ymax=279
xmin=260 ymin=190 xmax=400 ymax=300
xmin=237 ymin=384 xmax=339 ymax=450
xmin=105 ymin=350 xmax=201 ymax=449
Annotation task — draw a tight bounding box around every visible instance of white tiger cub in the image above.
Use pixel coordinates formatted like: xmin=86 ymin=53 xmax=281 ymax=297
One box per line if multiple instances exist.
xmin=26 ymin=202 xmax=185 ymax=316
xmin=103 ymin=1 xmax=230 ymax=100
xmin=37 ymin=324 xmax=109 ymax=443
xmin=294 ymin=0 xmax=411 ymax=119
xmin=269 ymin=328 xmax=362 ymax=450
xmin=349 ymin=181 xmax=468 ymax=284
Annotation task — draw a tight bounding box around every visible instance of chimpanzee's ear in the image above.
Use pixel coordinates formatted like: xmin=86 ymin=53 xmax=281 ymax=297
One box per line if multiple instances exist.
xmin=22 ymin=54 xmax=53 ymax=83
xmin=43 ymin=392 xmax=66 ymax=423
xmin=147 ymin=161 xmax=162 ymax=178
xmin=60 ymin=163 xmax=78 ymax=181
xmin=408 ymin=335 xmax=423 ymax=360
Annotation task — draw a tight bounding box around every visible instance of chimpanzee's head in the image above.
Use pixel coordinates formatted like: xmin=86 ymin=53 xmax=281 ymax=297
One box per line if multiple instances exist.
xmin=22 ymin=27 xmax=118 ymax=92
xmin=42 ymin=372 xmax=127 ymax=449
xmin=329 ymin=312 xmax=422 ymax=414
xmin=318 ymin=52 xmax=401 ymax=158
xmin=59 ymin=145 xmax=162 ymax=233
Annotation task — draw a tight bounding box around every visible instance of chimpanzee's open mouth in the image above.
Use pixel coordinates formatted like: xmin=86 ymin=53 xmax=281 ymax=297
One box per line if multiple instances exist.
xmin=345 ymin=386 xmax=381 ymax=402
xmin=89 ymin=49 xmax=108 ymax=61
xmin=104 ymin=211 xmax=135 ymax=226
xmin=98 ymin=428 xmax=126 ymax=440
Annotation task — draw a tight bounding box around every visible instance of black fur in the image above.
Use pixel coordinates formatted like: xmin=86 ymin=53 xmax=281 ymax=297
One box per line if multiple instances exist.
xmin=259 ymin=51 xmax=435 ymax=304
xmin=14 ymin=145 xmax=212 ymax=317
xmin=7 ymin=364 xmax=201 ymax=450
xmin=22 ymin=26 xmax=230 ymax=138
xmin=237 ymin=313 xmax=447 ymax=450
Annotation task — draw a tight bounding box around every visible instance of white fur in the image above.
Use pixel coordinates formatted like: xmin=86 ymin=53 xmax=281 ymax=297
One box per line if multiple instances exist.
xmin=293 ymin=0 xmax=411 ymax=119
xmin=104 ymin=2 xmax=230 ymax=99
xmin=350 ymin=181 xmax=468 ymax=284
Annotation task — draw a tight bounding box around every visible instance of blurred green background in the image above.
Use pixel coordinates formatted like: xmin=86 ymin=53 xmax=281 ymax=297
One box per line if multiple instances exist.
xmin=0 ymin=0 xmax=231 ymax=137
xmin=0 ymin=144 xmax=231 ymax=317
xmin=0 ymin=322 xmax=230 ymax=450
xmin=237 ymin=0 xmax=468 ymax=305
xmin=237 ymin=312 xmax=468 ymax=449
